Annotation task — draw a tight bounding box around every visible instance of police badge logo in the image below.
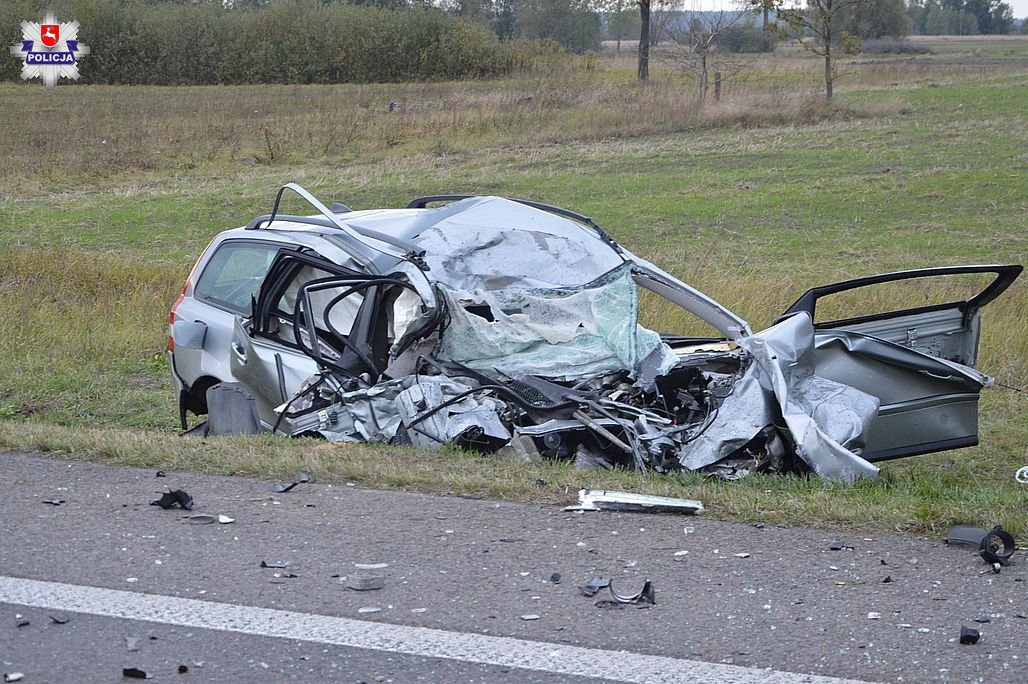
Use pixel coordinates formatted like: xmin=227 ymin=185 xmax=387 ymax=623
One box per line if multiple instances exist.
xmin=9 ymin=11 xmax=89 ymax=88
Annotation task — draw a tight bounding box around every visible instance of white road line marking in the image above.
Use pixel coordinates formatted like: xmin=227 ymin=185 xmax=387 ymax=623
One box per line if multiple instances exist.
xmin=1 ymin=576 xmax=870 ymax=684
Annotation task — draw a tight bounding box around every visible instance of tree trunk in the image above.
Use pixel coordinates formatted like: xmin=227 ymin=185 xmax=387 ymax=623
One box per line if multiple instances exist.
xmin=762 ymin=7 xmax=770 ymax=52
xmin=824 ymin=52 xmax=833 ymax=101
xmin=638 ymin=1 xmax=650 ymax=81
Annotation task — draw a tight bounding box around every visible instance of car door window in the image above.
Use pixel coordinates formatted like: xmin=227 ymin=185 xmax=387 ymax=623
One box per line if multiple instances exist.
xmin=194 ymin=242 xmax=280 ymax=314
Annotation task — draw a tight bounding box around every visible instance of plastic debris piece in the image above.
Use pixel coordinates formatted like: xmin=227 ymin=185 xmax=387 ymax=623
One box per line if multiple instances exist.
xmin=550 ymin=572 xmax=561 ymax=584
xmin=150 ymin=489 xmax=193 ymax=510
xmin=126 ymin=637 xmax=140 ymax=652
xmin=42 ymin=499 xmax=65 ymax=505
xmin=272 ymin=473 xmax=311 ymax=493
xmin=49 ymin=614 xmax=69 ymax=624
xmin=186 ymin=514 xmax=216 ymax=525
xmin=15 ymin=613 xmax=29 ymax=627
xmin=260 ymin=560 xmax=290 ymax=569
xmin=1015 ymin=466 xmax=1027 ymax=484
xmin=354 ymin=562 xmax=388 ymax=570
xmin=608 ymin=579 xmax=655 ymax=606
xmin=4 ymin=674 xmax=25 ymax=683
xmin=945 ymin=525 xmax=988 ymax=547
xmin=566 ymin=489 xmax=703 ymax=515
xmin=357 ymin=607 xmax=381 ymax=614
xmin=123 ymin=668 xmax=149 ymax=679
xmin=973 ymin=617 xmax=991 ymax=623
xmin=868 ymin=612 xmax=881 ymax=619
xmin=959 ymin=626 xmax=981 ymax=645
xmin=579 ymin=577 xmax=611 ymax=597
xmin=979 ymin=525 xmax=1015 ymax=566
xmin=178 ymin=665 xmax=189 ymax=674
xmin=520 ymin=614 xmax=541 ymax=621
xmin=217 ymin=515 xmax=235 ymax=524
xmin=882 ymin=576 xmax=893 ymax=584
xmin=734 ymin=553 xmax=751 ymax=558
xmin=347 ymin=576 xmax=385 ymax=591
xmin=829 ymin=542 xmax=854 ymax=551
xmin=156 ymin=471 xmax=166 ymax=478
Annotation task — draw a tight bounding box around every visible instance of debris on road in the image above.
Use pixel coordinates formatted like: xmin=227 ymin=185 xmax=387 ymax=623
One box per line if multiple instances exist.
xmin=565 ymin=489 xmax=703 ymax=515
xmin=122 ymin=667 xmax=149 ymax=679
xmin=150 ymin=489 xmax=193 ymax=510
xmin=42 ymin=499 xmax=65 ymax=506
xmin=945 ymin=525 xmax=989 ymax=547
xmin=14 ymin=614 xmax=29 ymax=628
xmin=48 ymin=614 xmax=69 ymax=624
xmin=272 ymin=472 xmax=311 ymax=493
xmin=3 ymin=673 xmax=25 ymax=683
xmin=519 ymin=614 xmax=541 ymax=621
xmin=959 ymin=626 xmax=981 ymax=645
xmin=608 ymin=579 xmax=655 ymax=606
xmin=979 ymin=525 xmax=1015 ymax=566
xmin=186 ymin=514 xmax=216 ymax=524
xmin=346 ymin=576 xmax=385 ymax=591
xmin=260 ymin=560 xmax=290 ymax=569
xmin=578 ymin=577 xmax=611 ymax=597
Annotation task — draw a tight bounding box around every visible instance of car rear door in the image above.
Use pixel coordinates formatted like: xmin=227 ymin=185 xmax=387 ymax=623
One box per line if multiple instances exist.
xmin=778 ymin=265 xmax=1021 ymax=462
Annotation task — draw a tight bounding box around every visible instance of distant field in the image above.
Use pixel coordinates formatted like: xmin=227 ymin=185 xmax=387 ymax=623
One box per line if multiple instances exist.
xmin=1 ymin=38 xmax=1025 ymax=537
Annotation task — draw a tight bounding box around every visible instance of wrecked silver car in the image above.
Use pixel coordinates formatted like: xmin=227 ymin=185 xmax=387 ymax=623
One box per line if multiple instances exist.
xmin=168 ymin=183 xmax=1022 ymax=482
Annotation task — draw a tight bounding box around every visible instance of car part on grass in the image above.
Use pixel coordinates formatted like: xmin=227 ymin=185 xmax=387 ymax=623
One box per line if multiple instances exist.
xmin=150 ymin=489 xmax=193 ymax=510
xmin=168 ymin=184 xmax=1023 ymax=482
xmin=565 ymin=489 xmax=704 ymax=515
xmin=1016 ymin=466 xmax=1028 ymax=484
xmin=979 ymin=525 xmax=1016 ymax=566
xmin=272 ymin=472 xmax=311 ymax=493
xmin=203 ymin=382 xmax=262 ymax=436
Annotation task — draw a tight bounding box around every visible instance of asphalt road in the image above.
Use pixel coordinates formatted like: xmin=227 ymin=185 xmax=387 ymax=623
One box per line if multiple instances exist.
xmin=1 ymin=450 xmax=1025 ymax=683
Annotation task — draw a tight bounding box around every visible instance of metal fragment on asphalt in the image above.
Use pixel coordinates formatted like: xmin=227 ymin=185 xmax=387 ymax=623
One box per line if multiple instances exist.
xmin=566 ymin=489 xmax=704 ymax=515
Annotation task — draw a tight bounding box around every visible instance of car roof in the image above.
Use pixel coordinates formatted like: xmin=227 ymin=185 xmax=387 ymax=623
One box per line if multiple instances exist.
xmin=244 ymin=196 xmax=627 ymax=286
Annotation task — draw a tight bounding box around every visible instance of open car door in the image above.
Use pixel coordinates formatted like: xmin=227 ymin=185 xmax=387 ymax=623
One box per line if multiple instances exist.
xmin=778 ymin=265 xmax=1021 ymax=462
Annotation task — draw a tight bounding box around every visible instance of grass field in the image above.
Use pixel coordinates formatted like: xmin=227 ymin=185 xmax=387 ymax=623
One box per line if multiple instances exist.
xmin=1 ymin=38 xmax=1026 ymax=538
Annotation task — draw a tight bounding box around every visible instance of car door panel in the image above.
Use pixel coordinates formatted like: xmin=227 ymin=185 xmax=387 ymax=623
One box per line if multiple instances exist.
xmin=780 ymin=265 xmax=1021 ymax=462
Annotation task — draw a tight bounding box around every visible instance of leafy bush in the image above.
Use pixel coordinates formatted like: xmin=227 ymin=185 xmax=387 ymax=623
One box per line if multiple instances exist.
xmin=2 ymin=0 xmax=543 ymax=85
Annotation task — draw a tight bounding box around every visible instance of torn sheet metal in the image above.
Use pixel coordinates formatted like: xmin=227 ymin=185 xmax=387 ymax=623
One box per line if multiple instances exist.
xmin=566 ymin=489 xmax=704 ymax=515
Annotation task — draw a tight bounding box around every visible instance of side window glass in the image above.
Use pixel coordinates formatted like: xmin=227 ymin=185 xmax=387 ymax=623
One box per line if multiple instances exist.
xmin=194 ymin=242 xmax=279 ymax=314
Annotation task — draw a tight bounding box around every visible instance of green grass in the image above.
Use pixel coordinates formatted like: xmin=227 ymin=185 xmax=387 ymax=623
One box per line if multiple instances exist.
xmin=1 ymin=39 xmax=1026 ymax=538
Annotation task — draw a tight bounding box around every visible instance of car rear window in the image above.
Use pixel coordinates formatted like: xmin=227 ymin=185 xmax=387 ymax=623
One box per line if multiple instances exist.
xmin=194 ymin=241 xmax=280 ymax=314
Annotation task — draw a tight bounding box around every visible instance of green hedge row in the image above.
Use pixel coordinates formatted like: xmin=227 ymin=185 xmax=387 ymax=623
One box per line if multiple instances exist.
xmin=2 ymin=0 xmax=541 ymax=84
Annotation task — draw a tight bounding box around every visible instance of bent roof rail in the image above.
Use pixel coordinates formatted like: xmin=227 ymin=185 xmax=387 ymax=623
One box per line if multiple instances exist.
xmin=246 ymin=183 xmax=418 ymax=273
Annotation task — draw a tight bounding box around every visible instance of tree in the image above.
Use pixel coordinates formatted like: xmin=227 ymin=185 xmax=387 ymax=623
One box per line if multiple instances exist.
xmin=779 ymin=0 xmax=863 ymax=101
xmin=744 ymin=0 xmax=781 ymax=51
xmin=665 ymin=10 xmax=753 ymax=102
xmin=517 ymin=0 xmax=601 ymax=52
xmin=837 ymin=0 xmax=911 ymax=38
xmin=638 ymin=0 xmax=652 ymax=79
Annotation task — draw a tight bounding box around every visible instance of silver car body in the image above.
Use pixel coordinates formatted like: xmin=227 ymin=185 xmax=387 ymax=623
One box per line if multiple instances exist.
xmin=169 ymin=184 xmax=1021 ymax=482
